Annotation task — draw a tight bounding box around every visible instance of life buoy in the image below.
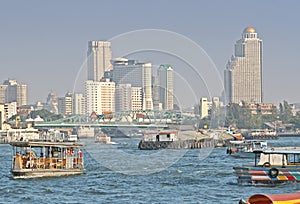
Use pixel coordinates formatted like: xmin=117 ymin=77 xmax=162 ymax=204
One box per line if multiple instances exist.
xmin=145 ymin=142 xmax=152 ymax=150
xmin=161 ymin=142 xmax=168 ymax=149
xmin=269 ymin=168 xmax=279 ymax=178
xmin=263 ymin=162 xmax=271 ymax=167
xmin=139 ymin=142 xmax=146 ymax=149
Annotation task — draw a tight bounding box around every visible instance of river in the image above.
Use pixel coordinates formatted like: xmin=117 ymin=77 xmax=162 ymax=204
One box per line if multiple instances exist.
xmin=1 ymin=136 xmax=300 ymax=203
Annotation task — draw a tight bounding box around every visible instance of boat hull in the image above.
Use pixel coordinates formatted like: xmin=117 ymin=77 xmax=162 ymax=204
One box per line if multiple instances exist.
xmin=234 ymin=166 xmax=300 ymax=185
xmin=12 ymin=169 xmax=84 ymax=179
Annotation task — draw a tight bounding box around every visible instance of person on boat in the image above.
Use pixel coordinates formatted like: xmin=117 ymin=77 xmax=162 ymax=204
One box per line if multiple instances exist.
xmin=78 ymin=149 xmax=83 ymax=158
xmin=25 ymin=152 xmax=36 ymax=168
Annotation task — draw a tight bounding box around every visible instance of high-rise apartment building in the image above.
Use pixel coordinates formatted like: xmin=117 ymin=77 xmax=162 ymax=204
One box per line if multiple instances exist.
xmin=115 ymin=84 xmax=132 ymax=112
xmin=224 ymin=27 xmax=262 ymax=104
xmin=158 ymin=64 xmax=174 ymax=110
xmin=58 ymin=92 xmax=73 ymax=115
xmin=87 ymin=41 xmax=112 ymax=81
xmin=85 ymin=79 xmax=115 ymax=115
xmin=73 ymin=93 xmax=86 ymax=115
xmin=2 ymin=79 xmax=27 ymax=106
xmin=131 ymin=87 xmax=143 ymax=111
xmin=199 ymin=97 xmax=209 ymax=119
xmin=0 ymin=85 xmax=7 ymax=104
xmin=111 ymin=58 xmax=153 ymax=110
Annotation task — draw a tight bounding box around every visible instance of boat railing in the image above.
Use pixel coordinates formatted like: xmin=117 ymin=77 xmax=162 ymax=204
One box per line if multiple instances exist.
xmin=14 ymin=155 xmax=83 ymax=170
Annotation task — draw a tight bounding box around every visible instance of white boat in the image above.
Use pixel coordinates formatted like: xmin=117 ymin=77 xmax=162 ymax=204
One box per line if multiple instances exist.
xmin=226 ymin=140 xmax=267 ymax=158
xmin=10 ymin=136 xmax=84 ymax=179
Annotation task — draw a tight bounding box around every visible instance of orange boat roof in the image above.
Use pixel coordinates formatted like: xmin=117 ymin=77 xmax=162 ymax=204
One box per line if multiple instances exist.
xmin=247 ymin=192 xmax=300 ymax=204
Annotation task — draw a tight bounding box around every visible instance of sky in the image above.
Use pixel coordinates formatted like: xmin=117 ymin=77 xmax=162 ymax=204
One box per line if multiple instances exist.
xmin=0 ymin=0 xmax=300 ymax=107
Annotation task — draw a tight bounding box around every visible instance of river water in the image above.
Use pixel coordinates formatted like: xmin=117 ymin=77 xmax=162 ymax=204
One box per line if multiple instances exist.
xmin=1 ymin=137 xmax=300 ymax=203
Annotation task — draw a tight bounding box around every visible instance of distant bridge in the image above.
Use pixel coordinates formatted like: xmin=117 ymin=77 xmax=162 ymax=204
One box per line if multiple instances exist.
xmin=34 ymin=110 xmax=196 ymax=129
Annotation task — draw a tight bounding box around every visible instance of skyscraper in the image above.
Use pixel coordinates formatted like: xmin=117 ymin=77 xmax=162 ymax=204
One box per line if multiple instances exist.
xmin=3 ymin=79 xmax=27 ymax=106
xmin=224 ymin=27 xmax=262 ymax=104
xmin=111 ymin=58 xmax=153 ymax=110
xmin=87 ymin=41 xmax=112 ymax=81
xmin=158 ymin=64 xmax=174 ymax=110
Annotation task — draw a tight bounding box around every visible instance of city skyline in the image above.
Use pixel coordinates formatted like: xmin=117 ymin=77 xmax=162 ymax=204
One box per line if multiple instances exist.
xmin=1 ymin=1 xmax=300 ymax=106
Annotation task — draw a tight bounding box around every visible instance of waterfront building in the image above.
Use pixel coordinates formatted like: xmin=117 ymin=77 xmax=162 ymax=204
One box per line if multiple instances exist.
xmin=0 ymin=104 xmax=5 ymax=130
xmin=0 ymin=85 xmax=7 ymax=104
xmin=224 ymin=27 xmax=262 ymax=104
xmin=111 ymin=58 xmax=153 ymax=110
xmin=4 ymin=102 xmax=17 ymax=120
xmin=73 ymin=93 xmax=86 ymax=115
xmin=99 ymin=78 xmax=115 ymax=114
xmin=247 ymin=103 xmax=276 ymax=115
xmin=152 ymin=75 xmax=160 ymax=110
xmin=58 ymin=92 xmax=73 ymax=115
xmin=158 ymin=64 xmax=174 ymax=110
xmin=87 ymin=41 xmax=112 ymax=81
xmin=115 ymin=84 xmax=132 ymax=112
xmin=85 ymin=79 xmax=115 ymax=115
xmin=3 ymin=79 xmax=27 ymax=106
xmin=131 ymin=87 xmax=143 ymax=111
xmin=199 ymin=97 xmax=209 ymax=119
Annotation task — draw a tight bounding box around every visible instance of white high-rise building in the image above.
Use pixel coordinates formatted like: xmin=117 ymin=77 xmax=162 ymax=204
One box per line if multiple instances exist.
xmin=4 ymin=102 xmax=17 ymax=120
xmin=199 ymin=97 xmax=209 ymax=119
xmin=158 ymin=64 xmax=174 ymax=110
xmin=112 ymin=59 xmax=153 ymax=110
xmin=87 ymin=41 xmax=112 ymax=81
xmin=131 ymin=87 xmax=143 ymax=111
xmin=85 ymin=79 xmax=115 ymax=115
xmin=73 ymin=93 xmax=86 ymax=115
xmin=224 ymin=27 xmax=263 ymax=104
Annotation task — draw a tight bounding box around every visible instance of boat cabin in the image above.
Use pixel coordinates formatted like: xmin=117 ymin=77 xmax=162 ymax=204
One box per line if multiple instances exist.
xmin=142 ymin=130 xmax=178 ymax=142
xmin=253 ymin=149 xmax=300 ymax=167
xmin=10 ymin=140 xmax=84 ymax=178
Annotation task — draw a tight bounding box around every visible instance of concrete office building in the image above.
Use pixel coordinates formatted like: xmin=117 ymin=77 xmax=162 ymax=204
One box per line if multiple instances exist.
xmin=87 ymin=41 xmax=112 ymax=81
xmin=111 ymin=58 xmax=153 ymax=110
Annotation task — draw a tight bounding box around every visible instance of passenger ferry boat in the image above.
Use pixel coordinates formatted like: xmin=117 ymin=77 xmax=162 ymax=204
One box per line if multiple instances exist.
xmin=243 ymin=129 xmax=278 ymax=140
xmin=10 ymin=133 xmax=84 ymax=179
xmin=226 ymin=140 xmax=267 ymax=158
xmin=234 ymin=149 xmax=300 ymax=185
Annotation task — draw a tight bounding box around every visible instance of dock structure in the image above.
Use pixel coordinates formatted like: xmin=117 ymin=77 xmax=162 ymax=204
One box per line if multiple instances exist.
xmin=138 ymin=138 xmax=220 ymax=150
xmin=138 ymin=130 xmax=232 ymax=150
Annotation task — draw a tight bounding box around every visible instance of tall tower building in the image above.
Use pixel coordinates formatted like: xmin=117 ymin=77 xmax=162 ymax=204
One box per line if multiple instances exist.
xmin=87 ymin=41 xmax=112 ymax=81
xmin=111 ymin=58 xmax=153 ymax=110
xmin=3 ymin=79 xmax=27 ymax=106
xmin=199 ymin=97 xmax=209 ymax=119
xmin=224 ymin=27 xmax=262 ymax=104
xmin=158 ymin=64 xmax=174 ymax=110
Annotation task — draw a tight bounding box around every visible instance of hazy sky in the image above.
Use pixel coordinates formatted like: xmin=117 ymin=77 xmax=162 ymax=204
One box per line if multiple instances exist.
xmin=1 ymin=0 xmax=299 ymax=107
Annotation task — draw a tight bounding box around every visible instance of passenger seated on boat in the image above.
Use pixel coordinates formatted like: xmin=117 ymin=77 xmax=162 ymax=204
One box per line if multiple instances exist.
xmin=25 ymin=152 xmax=36 ymax=168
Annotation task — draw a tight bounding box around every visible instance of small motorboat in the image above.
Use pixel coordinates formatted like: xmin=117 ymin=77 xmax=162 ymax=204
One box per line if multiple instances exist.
xmin=239 ymin=191 xmax=300 ymax=203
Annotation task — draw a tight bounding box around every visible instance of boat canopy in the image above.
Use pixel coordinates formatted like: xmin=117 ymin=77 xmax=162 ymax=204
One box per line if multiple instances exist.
xmin=10 ymin=141 xmax=84 ymax=148
xmin=247 ymin=192 xmax=300 ymax=204
xmin=262 ymin=149 xmax=300 ymax=154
